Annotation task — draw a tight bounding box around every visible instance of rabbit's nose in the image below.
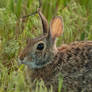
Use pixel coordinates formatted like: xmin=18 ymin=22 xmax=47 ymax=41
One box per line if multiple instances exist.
xmin=18 ymin=56 xmax=24 ymax=65
xmin=19 ymin=53 xmax=25 ymax=61
xmin=19 ymin=56 xmax=24 ymax=61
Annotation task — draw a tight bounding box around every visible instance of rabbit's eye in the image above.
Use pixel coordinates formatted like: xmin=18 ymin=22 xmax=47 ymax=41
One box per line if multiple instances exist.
xmin=37 ymin=43 xmax=44 ymax=50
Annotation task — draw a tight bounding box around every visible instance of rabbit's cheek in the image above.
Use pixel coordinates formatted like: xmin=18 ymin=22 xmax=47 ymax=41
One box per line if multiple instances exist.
xmin=36 ymin=52 xmax=42 ymax=57
xmin=26 ymin=56 xmax=32 ymax=62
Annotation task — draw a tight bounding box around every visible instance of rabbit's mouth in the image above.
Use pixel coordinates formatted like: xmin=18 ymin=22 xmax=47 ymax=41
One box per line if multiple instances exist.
xmin=18 ymin=55 xmax=53 ymax=69
xmin=18 ymin=49 xmax=55 ymax=69
xmin=18 ymin=59 xmax=51 ymax=69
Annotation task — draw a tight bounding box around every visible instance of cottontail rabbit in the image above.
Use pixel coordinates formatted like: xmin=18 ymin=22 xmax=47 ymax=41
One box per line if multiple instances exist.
xmin=19 ymin=10 xmax=92 ymax=92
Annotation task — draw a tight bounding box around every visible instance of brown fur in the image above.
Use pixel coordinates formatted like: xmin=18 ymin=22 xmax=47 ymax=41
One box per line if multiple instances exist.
xmin=25 ymin=41 xmax=92 ymax=92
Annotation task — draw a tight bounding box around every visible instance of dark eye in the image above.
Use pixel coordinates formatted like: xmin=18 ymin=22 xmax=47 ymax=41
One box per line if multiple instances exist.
xmin=37 ymin=43 xmax=44 ymax=50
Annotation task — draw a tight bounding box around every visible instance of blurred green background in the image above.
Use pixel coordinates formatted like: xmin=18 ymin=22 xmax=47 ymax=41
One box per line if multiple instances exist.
xmin=0 ymin=0 xmax=92 ymax=92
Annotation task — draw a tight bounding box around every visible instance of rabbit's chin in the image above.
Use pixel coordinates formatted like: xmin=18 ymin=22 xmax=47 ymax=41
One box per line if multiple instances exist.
xmin=18 ymin=58 xmax=52 ymax=69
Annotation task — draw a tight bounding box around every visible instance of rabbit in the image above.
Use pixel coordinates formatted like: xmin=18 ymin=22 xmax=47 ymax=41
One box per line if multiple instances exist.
xmin=18 ymin=9 xmax=92 ymax=92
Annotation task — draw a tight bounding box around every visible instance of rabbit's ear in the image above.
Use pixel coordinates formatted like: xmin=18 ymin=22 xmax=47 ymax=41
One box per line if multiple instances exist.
xmin=50 ymin=16 xmax=63 ymax=40
xmin=38 ymin=10 xmax=49 ymax=34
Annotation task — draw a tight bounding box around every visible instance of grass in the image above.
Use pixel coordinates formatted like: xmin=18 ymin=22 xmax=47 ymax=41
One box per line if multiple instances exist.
xmin=0 ymin=0 xmax=92 ymax=92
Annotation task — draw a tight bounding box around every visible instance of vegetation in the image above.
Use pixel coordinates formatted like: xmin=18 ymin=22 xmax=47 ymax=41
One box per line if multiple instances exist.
xmin=0 ymin=0 xmax=92 ymax=92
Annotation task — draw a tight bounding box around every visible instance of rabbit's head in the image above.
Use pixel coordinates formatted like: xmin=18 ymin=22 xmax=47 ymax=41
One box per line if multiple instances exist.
xmin=19 ymin=10 xmax=63 ymax=69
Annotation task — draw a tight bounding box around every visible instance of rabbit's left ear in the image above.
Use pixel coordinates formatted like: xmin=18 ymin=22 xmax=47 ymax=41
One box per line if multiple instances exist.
xmin=50 ymin=16 xmax=63 ymax=40
xmin=38 ymin=10 xmax=49 ymax=34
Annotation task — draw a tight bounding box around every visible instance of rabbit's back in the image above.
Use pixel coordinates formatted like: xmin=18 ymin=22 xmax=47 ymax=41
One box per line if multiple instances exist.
xmin=59 ymin=41 xmax=92 ymax=75
xmin=58 ymin=41 xmax=92 ymax=92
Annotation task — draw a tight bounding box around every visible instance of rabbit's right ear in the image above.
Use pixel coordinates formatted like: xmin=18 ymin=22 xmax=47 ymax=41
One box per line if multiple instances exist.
xmin=50 ymin=16 xmax=63 ymax=40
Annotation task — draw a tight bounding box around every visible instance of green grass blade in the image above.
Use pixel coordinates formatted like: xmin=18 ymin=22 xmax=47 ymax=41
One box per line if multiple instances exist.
xmin=15 ymin=0 xmax=23 ymax=17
